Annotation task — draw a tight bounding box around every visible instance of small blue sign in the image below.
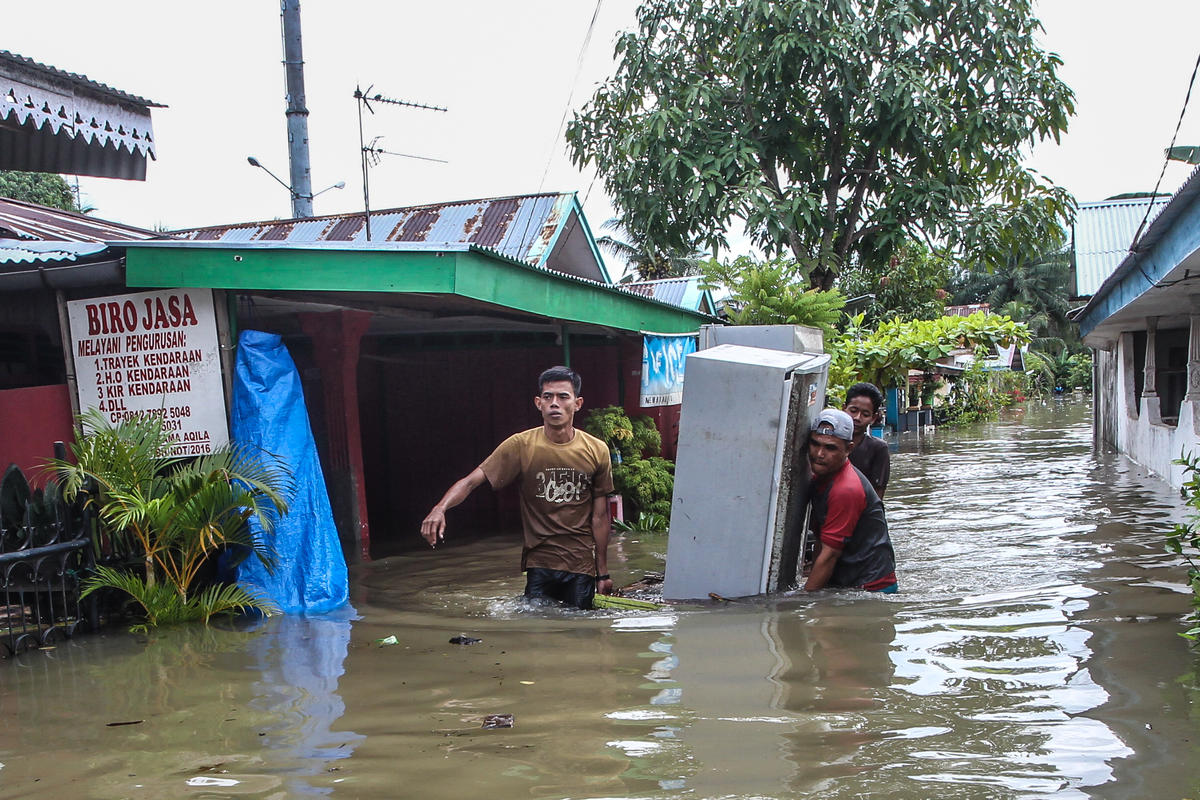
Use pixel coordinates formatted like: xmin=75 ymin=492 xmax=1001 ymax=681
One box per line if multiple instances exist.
xmin=640 ymin=334 xmax=697 ymax=407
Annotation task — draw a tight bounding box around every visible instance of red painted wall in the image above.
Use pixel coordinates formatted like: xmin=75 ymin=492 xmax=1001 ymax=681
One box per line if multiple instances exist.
xmin=356 ymin=341 xmax=625 ymax=556
xmin=0 ymin=384 xmax=76 ymax=484
xmin=295 ymin=333 xmax=683 ymax=558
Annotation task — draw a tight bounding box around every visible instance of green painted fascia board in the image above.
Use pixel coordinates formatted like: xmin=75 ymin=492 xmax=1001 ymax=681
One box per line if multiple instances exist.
xmin=124 ymin=246 xmax=457 ymax=293
xmin=122 ymin=244 xmax=710 ymax=334
xmin=454 ymin=250 xmax=703 ymax=333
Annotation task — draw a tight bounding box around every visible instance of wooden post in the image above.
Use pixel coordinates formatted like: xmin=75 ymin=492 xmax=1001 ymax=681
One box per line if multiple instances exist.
xmin=299 ymin=309 xmax=373 ymax=562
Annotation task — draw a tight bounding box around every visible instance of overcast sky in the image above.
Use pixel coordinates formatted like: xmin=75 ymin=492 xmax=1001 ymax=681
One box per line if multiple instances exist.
xmin=8 ymin=1 xmax=1200 ymax=252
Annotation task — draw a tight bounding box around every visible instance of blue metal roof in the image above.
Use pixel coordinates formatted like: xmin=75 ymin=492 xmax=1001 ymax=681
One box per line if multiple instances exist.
xmin=1076 ymin=164 xmax=1200 ymax=340
xmin=1072 ymin=197 xmax=1169 ymax=296
xmin=0 ymin=239 xmax=107 ymax=264
xmin=623 ymin=275 xmax=715 ymax=314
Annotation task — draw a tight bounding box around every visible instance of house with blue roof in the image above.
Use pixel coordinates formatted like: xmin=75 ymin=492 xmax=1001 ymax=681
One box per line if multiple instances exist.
xmin=1075 ymin=171 xmax=1200 ymax=487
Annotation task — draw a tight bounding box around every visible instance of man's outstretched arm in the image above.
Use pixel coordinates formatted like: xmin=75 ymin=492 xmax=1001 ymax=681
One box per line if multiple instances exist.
xmin=420 ymin=467 xmax=487 ymax=548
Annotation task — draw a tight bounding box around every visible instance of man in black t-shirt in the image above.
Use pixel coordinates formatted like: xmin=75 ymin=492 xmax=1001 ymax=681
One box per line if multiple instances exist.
xmin=843 ymin=382 xmax=890 ymax=498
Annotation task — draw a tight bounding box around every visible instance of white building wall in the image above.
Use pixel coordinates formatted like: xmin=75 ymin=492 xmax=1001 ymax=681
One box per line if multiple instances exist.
xmin=1103 ymin=329 xmax=1200 ymax=488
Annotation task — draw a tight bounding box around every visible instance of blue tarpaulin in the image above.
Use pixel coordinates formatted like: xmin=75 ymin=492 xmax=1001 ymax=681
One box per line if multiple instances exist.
xmin=231 ymin=330 xmax=348 ymax=613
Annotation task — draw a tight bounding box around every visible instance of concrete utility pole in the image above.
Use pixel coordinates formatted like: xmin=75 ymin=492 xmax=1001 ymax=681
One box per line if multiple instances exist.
xmin=281 ymin=0 xmax=313 ymax=218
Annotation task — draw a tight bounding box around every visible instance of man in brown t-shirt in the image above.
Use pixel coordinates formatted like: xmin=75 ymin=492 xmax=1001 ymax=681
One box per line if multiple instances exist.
xmin=420 ymin=366 xmax=615 ymax=608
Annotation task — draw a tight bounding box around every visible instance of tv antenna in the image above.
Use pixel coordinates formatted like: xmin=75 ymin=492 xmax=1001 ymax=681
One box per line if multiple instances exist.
xmin=354 ymin=85 xmax=448 ymax=240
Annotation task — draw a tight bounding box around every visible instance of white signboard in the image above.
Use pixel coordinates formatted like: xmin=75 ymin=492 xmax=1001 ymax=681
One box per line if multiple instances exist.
xmin=67 ymin=288 xmax=228 ymax=457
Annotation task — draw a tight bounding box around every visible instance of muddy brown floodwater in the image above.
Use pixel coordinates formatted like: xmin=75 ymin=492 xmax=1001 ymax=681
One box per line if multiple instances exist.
xmin=3 ymin=397 xmax=1200 ymax=799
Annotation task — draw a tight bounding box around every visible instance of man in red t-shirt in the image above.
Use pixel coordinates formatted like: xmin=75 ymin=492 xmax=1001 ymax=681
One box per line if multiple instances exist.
xmin=805 ymin=408 xmax=897 ymax=593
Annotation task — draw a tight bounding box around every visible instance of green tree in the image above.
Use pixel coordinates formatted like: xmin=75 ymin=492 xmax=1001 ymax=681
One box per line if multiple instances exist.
xmin=951 ymin=231 xmax=1075 ymax=346
xmin=567 ymin=0 xmax=1074 ymax=290
xmin=0 ymin=171 xmax=81 ymax=211
xmin=701 ymin=255 xmax=846 ymax=335
xmin=837 ymin=240 xmax=951 ymax=327
xmin=1168 ymin=452 xmax=1200 ymax=644
xmin=581 ymin=406 xmax=674 ymax=518
xmin=827 ymin=311 xmax=1031 ymax=402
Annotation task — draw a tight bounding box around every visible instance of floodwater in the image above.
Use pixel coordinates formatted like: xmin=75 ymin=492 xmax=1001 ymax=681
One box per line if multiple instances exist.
xmin=3 ymin=397 xmax=1200 ymax=799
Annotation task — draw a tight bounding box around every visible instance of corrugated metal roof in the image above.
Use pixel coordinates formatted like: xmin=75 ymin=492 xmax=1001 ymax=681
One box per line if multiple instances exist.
xmin=120 ymin=239 xmax=721 ymax=326
xmin=1072 ymin=197 xmax=1169 ymax=296
xmin=174 ymin=192 xmax=574 ymax=262
xmin=0 ymin=50 xmax=162 ymax=108
xmin=1075 ymin=163 xmax=1200 ymax=335
xmin=0 ymin=197 xmax=161 ymax=242
xmin=622 ymin=275 xmax=714 ymax=313
xmin=0 ymin=239 xmax=107 ymax=264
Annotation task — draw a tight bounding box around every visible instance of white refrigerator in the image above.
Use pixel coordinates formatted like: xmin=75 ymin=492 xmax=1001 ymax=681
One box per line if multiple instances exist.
xmin=663 ymin=344 xmax=830 ymax=600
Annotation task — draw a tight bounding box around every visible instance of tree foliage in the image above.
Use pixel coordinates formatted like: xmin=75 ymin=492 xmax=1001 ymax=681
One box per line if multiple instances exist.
xmin=567 ymin=0 xmax=1075 ymax=290
xmin=827 ymin=311 xmax=1031 ymax=400
xmin=837 ymin=240 xmax=951 ymax=327
xmin=0 ymin=171 xmax=80 ymax=211
xmin=951 ymin=228 xmax=1075 ymax=346
xmin=701 ymin=255 xmax=846 ymax=334
xmin=581 ymin=405 xmax=674 ymax=518
xmin=1168 ymin=452 xmax=1200 ymax=644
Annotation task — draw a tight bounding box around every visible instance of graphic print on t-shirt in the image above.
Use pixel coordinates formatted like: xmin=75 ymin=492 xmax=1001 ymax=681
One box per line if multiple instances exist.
xmin=534 ymin=468 xmax=594 ymax=504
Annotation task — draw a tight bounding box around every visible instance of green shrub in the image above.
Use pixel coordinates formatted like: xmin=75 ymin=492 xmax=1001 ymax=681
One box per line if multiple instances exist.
xmin=1168 ymin=452 xmax=1200 ymax=643
xmin=613 ymin=512 xmax=670 ymax=534
xmin=582 ymin=406 xmax=674 ymax=520
xmin=49 ymin=409 xmax=291 ymax=630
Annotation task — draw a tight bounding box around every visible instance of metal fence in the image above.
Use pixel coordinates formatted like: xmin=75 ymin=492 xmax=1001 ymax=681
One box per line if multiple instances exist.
xmin=0 ymin=460 xmax=94 ymax=658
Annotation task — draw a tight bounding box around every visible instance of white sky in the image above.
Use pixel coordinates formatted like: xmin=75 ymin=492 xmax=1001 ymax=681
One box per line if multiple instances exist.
xmin=7 ymin=0 xmax=1200 ymax=248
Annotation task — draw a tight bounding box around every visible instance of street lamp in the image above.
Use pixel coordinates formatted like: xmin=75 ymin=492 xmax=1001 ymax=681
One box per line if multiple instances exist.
xmin=246 ymin=156 xmax=344 ymax=215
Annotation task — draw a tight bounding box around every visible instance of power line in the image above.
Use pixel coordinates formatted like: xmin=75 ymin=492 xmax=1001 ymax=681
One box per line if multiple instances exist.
xmin=537 ymin=0 xmax=603 ymax=195
xmin=1129 ymin=47 xmax=1200 ymax=253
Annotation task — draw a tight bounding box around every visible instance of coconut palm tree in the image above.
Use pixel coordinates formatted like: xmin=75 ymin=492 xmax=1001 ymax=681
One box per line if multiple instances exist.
xmin=596 ymin=217 xmax=705 ymax=282
xmin=50 ymin=409 xmax=293 ymax=630
xmin=952 ymin=236 xmax=1075 ymax=344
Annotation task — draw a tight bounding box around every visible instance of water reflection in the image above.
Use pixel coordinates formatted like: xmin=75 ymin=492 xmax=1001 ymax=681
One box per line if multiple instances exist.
xmin=585 ymin=399 xmax=1198 ymax=799
xmin=244 ymin=606 xmax=364 ymax=796
xmin=0 ymin=610 xmax=361 ymax=798
xmin=5 ymin=398 xmax=1200 ymax=799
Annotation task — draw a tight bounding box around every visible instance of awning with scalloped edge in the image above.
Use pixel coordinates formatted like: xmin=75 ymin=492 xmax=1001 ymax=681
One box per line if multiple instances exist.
xmin=0 ymin=50 xmax=163 ymax=180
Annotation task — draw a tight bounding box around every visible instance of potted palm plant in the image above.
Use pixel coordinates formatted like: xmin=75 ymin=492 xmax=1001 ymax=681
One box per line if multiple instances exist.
xmin=50 ymin=410 xmax=293 ymax=632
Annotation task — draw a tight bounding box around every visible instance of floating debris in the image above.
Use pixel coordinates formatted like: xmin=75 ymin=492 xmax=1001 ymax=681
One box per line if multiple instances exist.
xmin=481 ymin=714 xmax=514 ymax=729
xmin=186 ymin=777 xmax=240 ymax=788
xmin=449 ymin=634 xmax=481 ymax=645
xmin=375 ymin=635 xmax=399 ymax=647
xmin=593 ymin=594 xmax=664 ymax=611
xmin=105 ymin=720 xmax=144 ymax=727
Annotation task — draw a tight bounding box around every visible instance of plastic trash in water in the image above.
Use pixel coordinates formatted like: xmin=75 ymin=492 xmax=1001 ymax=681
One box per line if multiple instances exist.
xmin=482 ymin=714 xmax=514 ymax=729
xmin=449 ymin=634 xmax=481 ymax=645
xmin=375 ymin=635 xmax=399 ymax=647
xmin=186 ymin=777 xmax=240 ymax=787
